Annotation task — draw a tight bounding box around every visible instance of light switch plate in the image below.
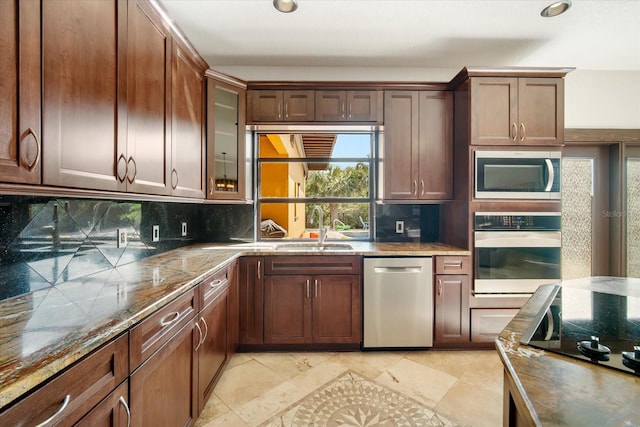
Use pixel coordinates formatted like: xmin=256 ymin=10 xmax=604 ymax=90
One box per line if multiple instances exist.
xmin=395 ymin=220 xmax=404 ymax=234
xmin=152 ymin=225 xmax=160 ymax=242
xmin=117 ymin=229 xmax=127 ymax=248
xmin=181 ymin=222 xmax=187 ymax=237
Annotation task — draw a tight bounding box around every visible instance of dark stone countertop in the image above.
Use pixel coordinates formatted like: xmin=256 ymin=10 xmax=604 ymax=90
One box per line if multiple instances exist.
xmin=496 ymin=277 xmax=640 ymax=427
xmin=0 ymin=241 xmax=468 ymax=410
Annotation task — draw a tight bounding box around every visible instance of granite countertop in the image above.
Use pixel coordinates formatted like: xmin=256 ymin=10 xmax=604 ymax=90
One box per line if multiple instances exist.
xmin=0 ymin=241 xmax=468 ymax=410
xmin=496 ymin=277 xmax=640 ymax=427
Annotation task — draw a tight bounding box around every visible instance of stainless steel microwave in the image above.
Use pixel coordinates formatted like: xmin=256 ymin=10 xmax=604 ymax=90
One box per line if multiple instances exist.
xmin=475 ymin=150 xmax=561 ymax=199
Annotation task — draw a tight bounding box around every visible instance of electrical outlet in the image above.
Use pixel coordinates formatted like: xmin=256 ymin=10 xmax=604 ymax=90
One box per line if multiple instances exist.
xmin=117 ymin=229 xmax=127 ymax=248
xmin=181 ymin=222 xmax=187 ymax=237
xmin=395 ymin=220 xmax=405 ymax=234
xmin=152 ymin=225 xmax=160 ymax=242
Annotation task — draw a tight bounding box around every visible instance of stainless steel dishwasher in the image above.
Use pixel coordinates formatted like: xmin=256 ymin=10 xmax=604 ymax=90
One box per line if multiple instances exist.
xmin=363 ymin=257 xmax=433 ymax=348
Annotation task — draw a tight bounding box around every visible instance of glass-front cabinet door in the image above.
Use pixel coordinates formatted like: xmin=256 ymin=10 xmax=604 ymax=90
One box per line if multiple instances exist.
xmin=206 ymin=77 xmax=247 ymax=200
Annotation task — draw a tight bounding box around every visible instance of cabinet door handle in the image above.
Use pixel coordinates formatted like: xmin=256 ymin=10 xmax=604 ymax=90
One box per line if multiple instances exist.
xmin=341 ymin=102 xmax=345 ymax=119
xmin=520 ymin=123 xmax=526 ymax=141
xmin=284 ymin=102 xmax=288 ymax=118
xmin=438 ymin=279 xmax=443 ymax=296
xmin=200 ymin=316 xmax=208 ymax=344
xmin=35 ymin=394 xmax=70 ymax=427
xmin=126 ymin=156 xmax=137 ymax=183
xmin=160 ymin=311 xmax=180 ymax=327
xmin=277 ymin=102 xmax=282 ymax=119
xmin=171 ymin=168 xmax=178 ymax=189
xmin=306 ymin=279 xmax=310 ymax=299
xmin=413 ymin=180 xmax=417 ymax=196
xmin=511 ymin=123 xmax=517 ymax=141
xmin=209 ymin=177 xmax=214 ymax=195
xmin=314 ymin=279 xmax=319 ymax=298
xmin=348 ymin=102 xmax=352 ymax=119
xmin=117 ymin=154 xmax=127 ymax=183
xmin=118 ymin=396 xmax=131 ymax=427
xmin=24 ymin=127 xmax=40 ymax=171
xmin=420 ymin=180 xmax=424 ymax=196
xmin=257 ymin=260 xmax=261 ymax=279
xmin=194 ymin=321 xmax=203 ymax=351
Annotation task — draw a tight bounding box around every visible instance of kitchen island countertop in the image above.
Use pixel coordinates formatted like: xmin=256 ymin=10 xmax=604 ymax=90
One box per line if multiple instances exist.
xmin=497 ymin=276 xmax=640 ymax=427
xmin=0 ymin=241 xmax=468 ymax=410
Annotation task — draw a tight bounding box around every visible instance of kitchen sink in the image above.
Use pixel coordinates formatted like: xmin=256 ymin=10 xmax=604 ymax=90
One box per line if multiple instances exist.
xmin=274 ymin=242 xmax=353 ymax=251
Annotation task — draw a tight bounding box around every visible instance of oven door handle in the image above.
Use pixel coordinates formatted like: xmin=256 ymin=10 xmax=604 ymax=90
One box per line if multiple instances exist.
xmin=475 ymin=231 xmax=562 ymax=248
xmin=544 ymin=158 xmax=555 ymax=192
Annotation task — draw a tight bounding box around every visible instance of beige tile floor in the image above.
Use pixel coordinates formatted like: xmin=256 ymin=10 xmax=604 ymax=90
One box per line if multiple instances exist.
xmin=195 ymin=349 xmax=504 ymax=427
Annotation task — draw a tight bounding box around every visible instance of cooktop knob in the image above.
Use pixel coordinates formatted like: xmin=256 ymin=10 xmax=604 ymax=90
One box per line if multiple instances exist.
xmin=577 ymin=336 xmax=611 ymax=362
xmin=621 ymin=346 xmax=640 ymax=375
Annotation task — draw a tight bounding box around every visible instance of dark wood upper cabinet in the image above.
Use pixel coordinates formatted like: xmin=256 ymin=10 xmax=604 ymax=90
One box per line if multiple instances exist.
xmin=470 ymin=77 xmax=564 ymax=145
xmin=170 ymin=40 xmax=206 ymax=198
xmin=206 ymin=77 xmax=247 ymax=200
xmin=383 ymin=90 xmax=453 ymax=201
xmin=247 ymin=90 xmax=315 ymax=122
xmin=383 ymin=91 xmax=419 ymax=200
xmin=42 ymin=0 xmax=126 ymax=191
xmin=124 ymin=0 xmax=171 ymax=195
xmin=0 ymin=0 xmax=41 ymax=185
xmin=315 ymin=90 xmax=382 ymax=122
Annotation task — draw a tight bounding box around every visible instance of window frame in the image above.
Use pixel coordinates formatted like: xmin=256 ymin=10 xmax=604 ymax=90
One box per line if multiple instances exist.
xmin=253 ymin=127 xmax=379 ymax=242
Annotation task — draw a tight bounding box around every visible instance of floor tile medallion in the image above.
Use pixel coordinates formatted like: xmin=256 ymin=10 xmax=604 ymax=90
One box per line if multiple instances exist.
xmin=261 ymin=370 xmax=461 ymax=427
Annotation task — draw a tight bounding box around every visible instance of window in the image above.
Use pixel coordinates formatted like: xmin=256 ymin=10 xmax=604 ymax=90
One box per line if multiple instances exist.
xmin=256 ymin=132 xmax=374 ymax=241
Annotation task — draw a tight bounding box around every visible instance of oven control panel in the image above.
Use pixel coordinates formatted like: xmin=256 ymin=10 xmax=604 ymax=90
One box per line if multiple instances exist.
xmin=474 ymin=212 xmax=561 ymax=231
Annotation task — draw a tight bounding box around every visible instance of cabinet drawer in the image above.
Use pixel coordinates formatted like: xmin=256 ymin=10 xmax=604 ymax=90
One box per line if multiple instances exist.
xmin=435 ymin=256 xmax=471 ymax=275
xmin=471 ymin=308 xmax=519 ymax=343
xmin=130 ymin=289 xmax=198 ymax=371
xmin=265 ymin=256 xmax=361 ymax=275
xmin=199 ymin=264 xmax=230 ymax=308
xmin=0 ymin=333 xmax=128 ymax=427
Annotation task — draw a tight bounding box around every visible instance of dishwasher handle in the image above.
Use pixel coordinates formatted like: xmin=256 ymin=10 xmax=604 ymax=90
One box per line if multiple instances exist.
xmin=373 ymin=266 xmax=424 ymax=273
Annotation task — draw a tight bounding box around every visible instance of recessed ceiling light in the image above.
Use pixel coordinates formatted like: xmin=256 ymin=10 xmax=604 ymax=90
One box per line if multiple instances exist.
xmin=541 ymin=0 xmax=572 ymax=17
xmin=274 ymin=0 xmax=298 ymax=13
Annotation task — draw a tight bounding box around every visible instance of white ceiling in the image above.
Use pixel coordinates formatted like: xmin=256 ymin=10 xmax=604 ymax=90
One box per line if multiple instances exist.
xmin=161 ymin=0 xmax=640 ymax=80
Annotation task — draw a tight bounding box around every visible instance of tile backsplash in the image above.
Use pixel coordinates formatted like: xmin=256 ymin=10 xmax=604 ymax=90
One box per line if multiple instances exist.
xmin=0 ymin=196 xmax=253 ymax=301
xmin=375 ymin=204 xmax=440 ymax=242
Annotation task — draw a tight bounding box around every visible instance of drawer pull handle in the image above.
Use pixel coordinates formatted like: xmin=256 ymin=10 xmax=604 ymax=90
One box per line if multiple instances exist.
xmin=35 ymin=394 xmax=70 ymax=427
xmin=443 ymin=261 xmax=463 ymax=268
xmin=160 ymin=311 xmax=180 ymax=327
xmin=119 ymin=396 xmax=131 ymax=427
xmin=200 ymin=316 xmax=208 ymax=344
xmin=194 ymin=321 xmax=203 ymax=351
xmin=210 ymin=279 xmax=223 ymax=288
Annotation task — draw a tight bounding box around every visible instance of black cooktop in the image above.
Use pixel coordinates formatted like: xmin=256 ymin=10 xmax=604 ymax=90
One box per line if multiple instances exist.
xmin=521 ymin=284 xmax=640 ymax=376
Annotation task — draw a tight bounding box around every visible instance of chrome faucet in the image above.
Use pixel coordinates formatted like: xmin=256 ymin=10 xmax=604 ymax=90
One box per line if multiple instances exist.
xmin=310 ymin=205 xmax=328 ymax=244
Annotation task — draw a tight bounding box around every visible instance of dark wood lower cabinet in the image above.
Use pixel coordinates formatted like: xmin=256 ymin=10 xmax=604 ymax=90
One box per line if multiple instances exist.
xmin=197 ymin=288 xmax=228 ymax=412
xmin=130 ymin=321 xmax=198 ymax=427
xmin=264 ymin=274 xmax=361 ymax=345
xmin=434 ymin=274 xmax=470 ymax=345
xmin=239 ymin=257 xmax=264 ymax=345
xmin=75 ymin=381 xmax=130 ymax=427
